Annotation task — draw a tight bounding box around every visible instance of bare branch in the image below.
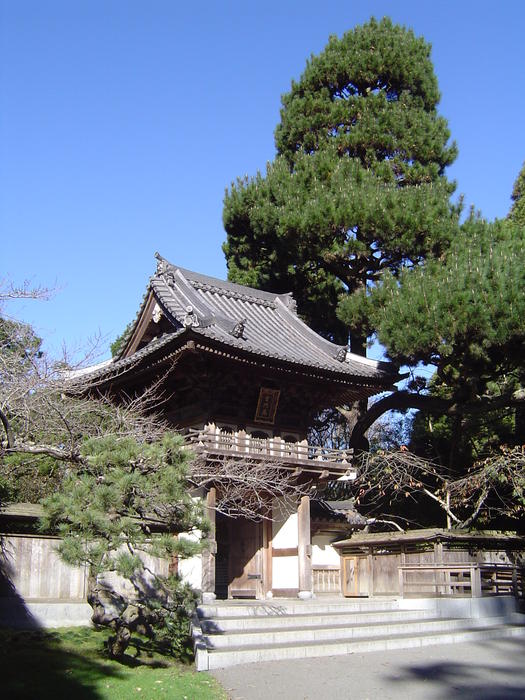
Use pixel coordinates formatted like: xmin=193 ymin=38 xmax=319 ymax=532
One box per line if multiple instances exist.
xmin=190 ymin=454 xmax=311 ymax=520
xmin=0 ymin=279 xmax=53 ymax=304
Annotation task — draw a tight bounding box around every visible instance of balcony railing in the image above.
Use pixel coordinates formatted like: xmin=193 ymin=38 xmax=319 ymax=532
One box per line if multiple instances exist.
xmin=186 ymin=426 xmax=353 ymax=476
xmin=313 ymin=565 xmax=341 ymax=595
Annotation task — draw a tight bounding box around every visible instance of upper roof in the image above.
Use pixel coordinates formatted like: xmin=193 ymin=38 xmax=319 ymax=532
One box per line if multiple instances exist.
xmin=82 ymin=254 xmax=396 ymax=389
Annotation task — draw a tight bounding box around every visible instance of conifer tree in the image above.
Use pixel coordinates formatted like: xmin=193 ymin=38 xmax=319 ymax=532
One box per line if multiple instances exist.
xmin=223 ymin=17 xmax=458 ymax=351
xmin=341 ymin=216 xmax=525 ymax=452
xmin=41 ymin=433 xmax=206 ymax=659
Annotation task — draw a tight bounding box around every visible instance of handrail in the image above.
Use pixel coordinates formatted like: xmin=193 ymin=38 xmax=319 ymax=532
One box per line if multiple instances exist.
xmin=186 ymin=427 xmax=353 ymax=469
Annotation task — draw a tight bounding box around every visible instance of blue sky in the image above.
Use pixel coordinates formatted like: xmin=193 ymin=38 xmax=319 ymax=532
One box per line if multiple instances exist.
xmin=2 ymin=1 xmax=524 ymax=360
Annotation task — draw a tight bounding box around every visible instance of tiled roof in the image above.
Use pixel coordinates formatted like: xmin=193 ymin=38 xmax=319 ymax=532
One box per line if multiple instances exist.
xmin=84 ymin=254 xmax=396 ymax=386
xmin=150 ymin=255 xmax=394 ymax=382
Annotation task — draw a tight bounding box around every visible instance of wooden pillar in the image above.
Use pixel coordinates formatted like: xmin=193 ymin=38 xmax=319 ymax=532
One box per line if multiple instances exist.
xmin=298 ymin=495 xmax=312 ymax=598
xmin=201 ymin=487 xmax=217 ymax=602
xmin=263 ymin=514 xmax=273 ymax=597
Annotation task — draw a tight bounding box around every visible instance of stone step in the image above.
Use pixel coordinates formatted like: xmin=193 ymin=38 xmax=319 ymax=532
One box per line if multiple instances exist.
xmin=197 ymin=623 xmax=525 ymax=670
xmin=199 ymin=616 xmax=507 ymax=649
xmin=197 ymin=598 xmax=400 ymax=619
xmin=199 ymin=608 xmax=434 ymax=633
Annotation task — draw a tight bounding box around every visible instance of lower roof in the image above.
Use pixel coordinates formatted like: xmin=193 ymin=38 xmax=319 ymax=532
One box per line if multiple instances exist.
xmin=334 ymin=528 xmax=525 ymax=548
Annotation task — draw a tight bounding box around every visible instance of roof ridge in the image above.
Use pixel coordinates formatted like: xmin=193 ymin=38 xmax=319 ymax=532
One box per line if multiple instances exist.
xmin=190 ymin=277 xmax=276 ymax=307
xmin=155 ymin=254 xmax=291 ymax=304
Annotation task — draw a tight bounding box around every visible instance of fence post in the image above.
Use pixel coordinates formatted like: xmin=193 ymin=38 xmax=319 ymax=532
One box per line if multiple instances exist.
xmin=471 ymin=565 xmax=482 ymax=597
xmin=398 ymin=567 xmax=405 ymax=598
xmin=512 ymin=566 xmax=518 ymax=598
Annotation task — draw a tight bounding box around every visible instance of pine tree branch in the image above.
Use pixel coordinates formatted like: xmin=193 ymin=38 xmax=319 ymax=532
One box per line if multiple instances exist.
xmin=348 ymin=389 xmax=525 ymax=449
xmin=5 ymin=443 xmax=84 ymax=464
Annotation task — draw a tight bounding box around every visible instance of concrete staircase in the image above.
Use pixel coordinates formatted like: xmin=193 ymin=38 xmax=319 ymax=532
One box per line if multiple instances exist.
xmin=193 ymin=597 xmax=525 ymax=671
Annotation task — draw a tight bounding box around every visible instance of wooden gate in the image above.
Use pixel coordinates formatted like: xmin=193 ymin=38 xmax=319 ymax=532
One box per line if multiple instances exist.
xmin=343 ymin=556 xmax=369 ymax=597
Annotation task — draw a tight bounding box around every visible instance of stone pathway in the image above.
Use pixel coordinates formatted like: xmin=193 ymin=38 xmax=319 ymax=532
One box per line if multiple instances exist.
xmin=212 ymin=636 xmax=525 ymax=699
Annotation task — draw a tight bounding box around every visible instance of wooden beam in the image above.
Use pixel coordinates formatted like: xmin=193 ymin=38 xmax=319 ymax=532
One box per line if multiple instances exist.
xmin=272 ymin=547 xmax=299 ymax=557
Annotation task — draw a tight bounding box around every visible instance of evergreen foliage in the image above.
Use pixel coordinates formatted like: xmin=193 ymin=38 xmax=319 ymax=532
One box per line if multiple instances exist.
xmin=41 ymin=432 xmax=206 ymax=659
xmin=384 ymin=163 xmax=525 ymax=484
xmin=509 ymin=160 xmax=525 ymax=226
xmin=340 ymin=217 xmax=525 ymax=403
xmin=223 ymin=17 xmax=458 ymax=350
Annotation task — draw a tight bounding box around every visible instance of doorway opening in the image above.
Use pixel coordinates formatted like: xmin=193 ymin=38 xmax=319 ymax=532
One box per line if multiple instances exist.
xmin=215 ymin=514 xmax=263 ymax=599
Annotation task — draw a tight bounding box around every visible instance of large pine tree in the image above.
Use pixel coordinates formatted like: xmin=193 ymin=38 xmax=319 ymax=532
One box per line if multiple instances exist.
xmin=223 ymin=17 xmax=458 ymax=352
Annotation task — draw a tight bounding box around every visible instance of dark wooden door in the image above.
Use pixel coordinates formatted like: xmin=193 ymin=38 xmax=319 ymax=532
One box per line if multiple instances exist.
xmin=228 ymin=519 xmax=263 ymax=598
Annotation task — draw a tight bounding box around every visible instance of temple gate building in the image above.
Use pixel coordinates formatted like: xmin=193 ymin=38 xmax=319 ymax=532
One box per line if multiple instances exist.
xmin=87 ymin=253 xmax=396 ymax=601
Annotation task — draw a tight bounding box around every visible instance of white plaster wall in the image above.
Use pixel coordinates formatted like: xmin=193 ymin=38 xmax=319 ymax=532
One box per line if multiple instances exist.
xmin=272 ymin=556 xmax=299 ymax=589
xmin=177 ymin=530 xmax=203 ymax=591
xmin=178 ymin=554 xmax=202 ymax=590
xmin=272 ymin=513 xmax=298 ymax=547
xmin=271 ymin=497 xmax=299 ymax=589
xmin=311 ymin=534 xmax=341 ymax=566
xmin=272 ymin=497 xmax=298 ymax=548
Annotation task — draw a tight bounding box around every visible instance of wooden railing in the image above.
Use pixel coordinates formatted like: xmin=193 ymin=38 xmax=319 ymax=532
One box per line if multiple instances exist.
xmin=186 ymin=426 xmax=353 ymax=474
xmin=313 ymin=565 xmax=341 ymax=595
xmin=398 ymin=563 xmax=524 ymax=599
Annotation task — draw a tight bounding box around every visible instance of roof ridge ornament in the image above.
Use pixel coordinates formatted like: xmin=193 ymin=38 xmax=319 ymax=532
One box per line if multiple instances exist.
xmin=154 ymin=252 xmax=176 ymax=286
xmin=154 ymin=251 xmax=168 ymax=274
xmin=183 ymin=305 xmax=200 ymax=328
xmin=230 ymin=318 xmax=247 ymax=339
xmin=152 ymin=303 xmax=162 ymax=324
xmin=336 ymin=345 xmax=350 ymax=362
xmin=280 ymin=292 xmax=297 ymax=313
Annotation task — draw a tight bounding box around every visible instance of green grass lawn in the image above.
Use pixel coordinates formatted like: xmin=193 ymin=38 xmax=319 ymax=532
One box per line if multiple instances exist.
xmin=0 ymin=627 xmax=227 ymax=700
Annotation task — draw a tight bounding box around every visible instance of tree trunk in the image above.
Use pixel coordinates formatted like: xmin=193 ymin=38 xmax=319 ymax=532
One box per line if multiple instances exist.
xmin=347 ymin=329 xmax=369 ymax=451
xmin=108 ymin=625 xmax=131 ymax=658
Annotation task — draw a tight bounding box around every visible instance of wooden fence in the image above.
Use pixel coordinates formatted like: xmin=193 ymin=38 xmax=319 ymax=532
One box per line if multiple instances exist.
xmin=398 ymin=563 xmax=524 ymax=598
xmin=0 ymin=534 xmax=87 ymax=601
